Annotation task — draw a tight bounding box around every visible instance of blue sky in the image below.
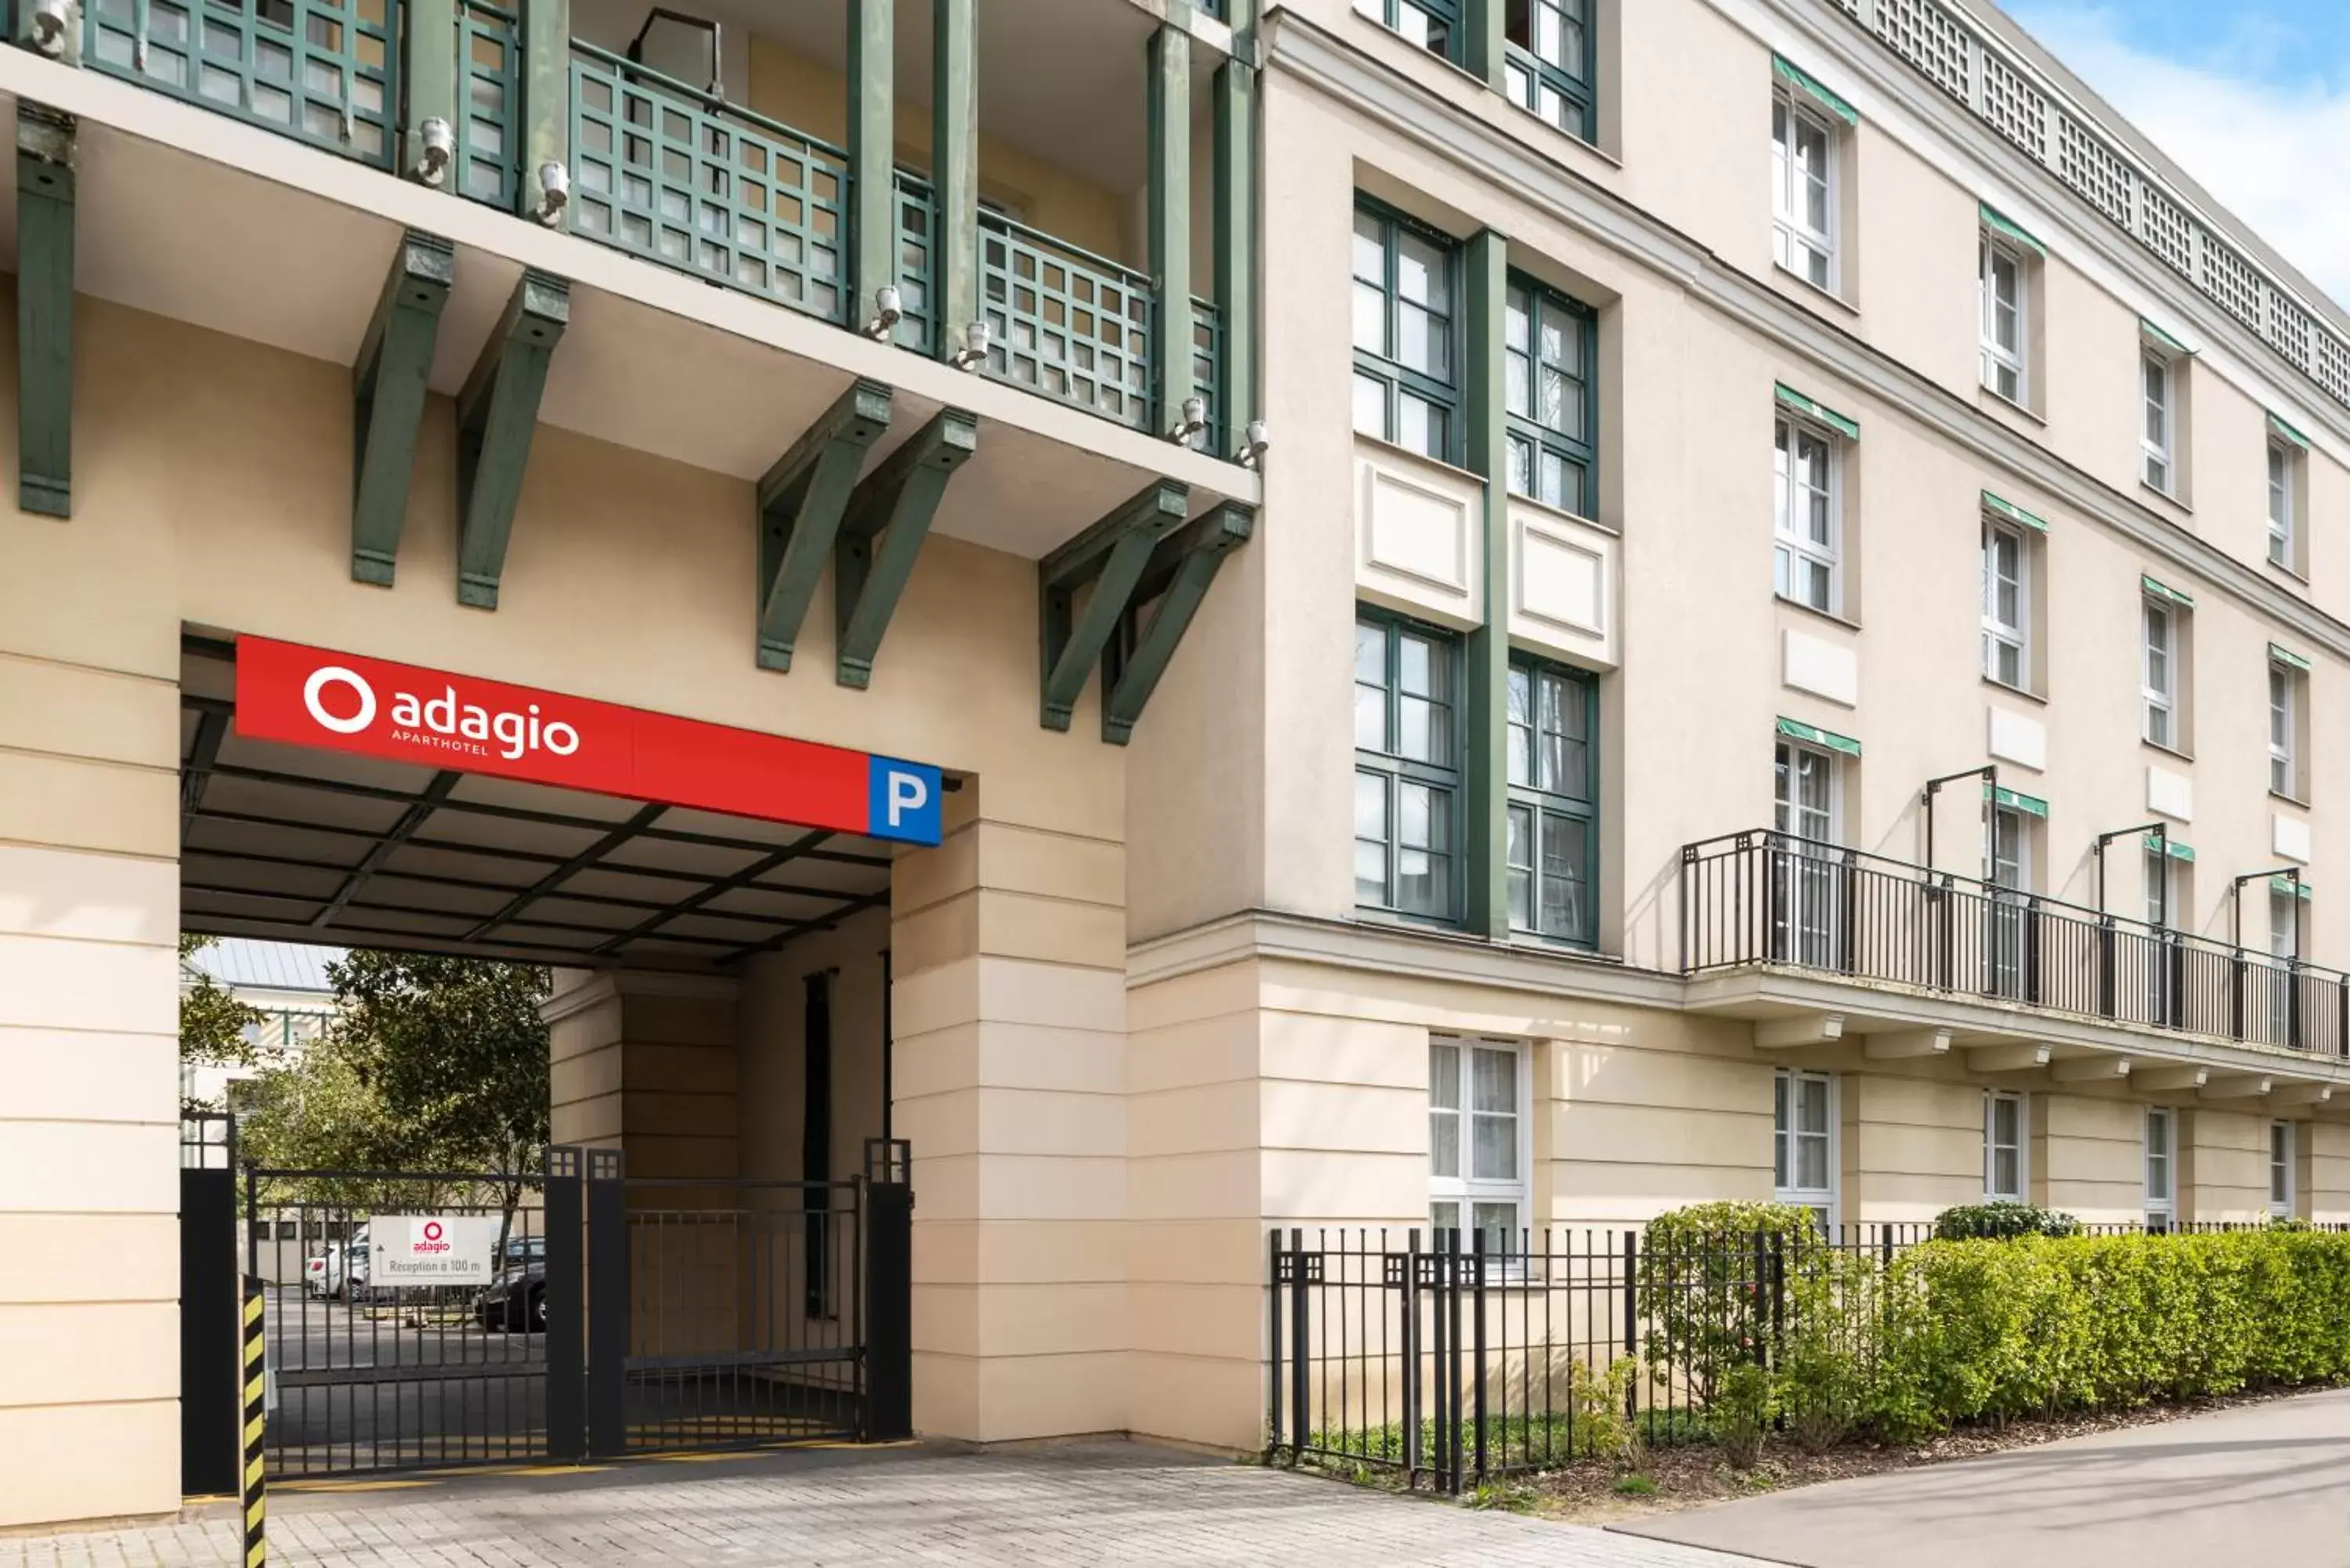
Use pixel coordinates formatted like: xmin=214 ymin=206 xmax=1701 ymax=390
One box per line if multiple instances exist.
xmin=2005 ymin=2 xmax=2350 ymax=301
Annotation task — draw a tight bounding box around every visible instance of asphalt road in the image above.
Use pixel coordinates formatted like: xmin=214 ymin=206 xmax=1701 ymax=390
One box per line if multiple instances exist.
xmin=1615 ymin=1386 xmax=2350 ymax=1568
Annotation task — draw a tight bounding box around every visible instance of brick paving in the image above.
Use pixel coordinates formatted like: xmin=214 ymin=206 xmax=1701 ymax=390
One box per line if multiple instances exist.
xmin=0 ymin=1443 xmax=1773 ymax=1568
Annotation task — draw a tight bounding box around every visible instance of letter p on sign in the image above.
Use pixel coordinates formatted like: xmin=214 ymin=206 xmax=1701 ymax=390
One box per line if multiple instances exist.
xmin=866 ymin=757 xmax=942 ymax=846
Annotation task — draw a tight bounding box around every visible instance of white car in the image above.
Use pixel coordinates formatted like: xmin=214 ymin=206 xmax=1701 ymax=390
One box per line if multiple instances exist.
xmin=306 ymin=1230 xmax=374 ymax=1299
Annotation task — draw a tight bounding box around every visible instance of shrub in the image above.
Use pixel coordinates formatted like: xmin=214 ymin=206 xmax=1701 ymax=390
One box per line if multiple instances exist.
xmin=1640 ymin=1202 xmax=1820 ymax=1402
xmin=1780 ymin=1248 xmax=1873 ymax=1452
xmin=1714 ymin=1360 xmax=1774 ymax=1470
xmin=1568 ymin=1356 xmax=1647 ymax=1471
xmin=1932 ymin=1201 xmax=2082 ymax=1240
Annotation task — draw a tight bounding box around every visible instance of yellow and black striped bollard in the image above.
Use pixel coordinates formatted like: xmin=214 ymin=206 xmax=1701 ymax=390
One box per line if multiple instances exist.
xmin=241 ymin=1278 xmax=267 ymax=1568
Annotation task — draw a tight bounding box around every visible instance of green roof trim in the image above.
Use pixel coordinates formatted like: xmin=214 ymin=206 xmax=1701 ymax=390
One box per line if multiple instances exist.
xmin=1776 ymin=716 xmax=1862 ymax=758
xmin=1772 ymin=55 xmax=1859 ymax=126
xmin=2271 ymin=642 xmax=2312 ymax=673
xmin=2272 ymin=876 xmax=2314 ymax=900
xmin=2140 ymin=318 xmax=2193 ymax=356
xmin=2268 ymin=412 xmax=2312 ymax=452
xmin=1774 ymin=382 xmax=1860 ymax=441
xmin=1982 ymin=490 xmax=2048 ymax=533
xmin=2142 ymin=574 xmax=2196 ymax=610
xmin=1979 ymin=203 xmax=2045 ymax=258
xmin=2144 ymin=835 xmax=2195 ymax=864
xmin=1992 ymin=786 xmax=2048 ymax=819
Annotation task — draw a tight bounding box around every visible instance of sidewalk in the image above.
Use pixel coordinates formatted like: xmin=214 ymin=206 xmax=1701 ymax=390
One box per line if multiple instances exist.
xmin=0 ymin=1441 xmax=1771 ymax=1568
xmin=1618 ymin=1386 xmax=2350 ymax=1568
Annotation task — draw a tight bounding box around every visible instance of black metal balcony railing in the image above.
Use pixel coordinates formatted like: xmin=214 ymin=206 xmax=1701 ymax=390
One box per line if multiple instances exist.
xmin=1683 ymin=831 xmax=2349 ymax=1057
xmin=63 ymin=5 xmax=1227 ymax=442
xmin=87 ymin=0 xmax=396 ymax=168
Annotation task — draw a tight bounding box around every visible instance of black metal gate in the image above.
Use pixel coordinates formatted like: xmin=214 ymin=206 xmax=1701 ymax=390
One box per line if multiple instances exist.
xmin=183 ymin=1131 xmax=915 ymax=1481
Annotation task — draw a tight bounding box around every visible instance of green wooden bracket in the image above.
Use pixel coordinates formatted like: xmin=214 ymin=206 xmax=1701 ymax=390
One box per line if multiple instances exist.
xmin=1101 ymin=502 xmax=1253 ymax=745
xmin=757 ymin=379 xmax=893 ymax=671
xmin=16 ymin=106 xmax=74 ymax=519
xmin=455 ymin=270 xmax=568 ymax=608
xmin=349 ymin=232 xmax=454 ymax=587
xmin=835 ymin=406 xmax=976 ymax=690
xmin=1038 ymin=480 xmax=1189 ymax=732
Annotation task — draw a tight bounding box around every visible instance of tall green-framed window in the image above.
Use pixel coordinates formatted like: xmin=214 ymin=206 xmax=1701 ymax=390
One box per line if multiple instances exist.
xmin=1353 ymin=201 xmax=1462 ymax=464
xmin=1505 ymin=658 xmax=1597 ymax=945
xmin=1354 ymin=0 xmax=1461 ymax=63
xmin=1505 ymin=0 xmax=1595 ymax=141
xmin=1504 ymin=278 xmax=1598 ymax=518
xmin=1356 ymin=611 xmax=1462 ymax=923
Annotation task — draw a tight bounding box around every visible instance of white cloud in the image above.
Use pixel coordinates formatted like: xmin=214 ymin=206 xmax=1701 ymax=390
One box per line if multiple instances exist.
xmin=2008 ymin=5 xmax=2350 ymax=307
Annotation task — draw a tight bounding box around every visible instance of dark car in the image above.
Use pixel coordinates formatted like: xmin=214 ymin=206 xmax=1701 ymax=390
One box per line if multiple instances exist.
xmin=475 ymin=1235 xmax=548 ymax=1332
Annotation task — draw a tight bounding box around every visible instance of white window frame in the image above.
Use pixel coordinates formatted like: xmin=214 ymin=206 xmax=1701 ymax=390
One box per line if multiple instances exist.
xmin=1983 ymin=1089 xmax=2027 ymax=1203
xmin=2268 ymin=439 xmax=2297 ymax=570
xmin=1771 ymin=87 xmax=1839 ymax=293
xmin=1981 ymin=518 xmax=2028 ymax=689
xmin=2142 ymin=348 xmax=2175 ymax=494
xmin=2142 ymin=596 xmax=2177 ymax=750
xmin=2270 ymin=658 xmax=2300 ymax=800
xmin=1773 ymin=414 xmax=1843 ymax=616
xmin=1979 ymin=232 xmax=2028 ymax=403
xmin=1773 ymin=1068 xmax=1839 ymax=1227
xmin=1427 ymin=1036 xmax=1532 ymax=1251
xmin=2144 ymin=1106 xmax=2176 ymax=1232
xmin=2270 ymin=1119 xmax=2296 ymax=1219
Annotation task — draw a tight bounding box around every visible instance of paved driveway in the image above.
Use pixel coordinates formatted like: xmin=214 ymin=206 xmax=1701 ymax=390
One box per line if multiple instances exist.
xmin=1618 ymin=1386 xmax=2350 ymax=1568
xmin=0 ymin=1442 xmax=1768 ymax=1568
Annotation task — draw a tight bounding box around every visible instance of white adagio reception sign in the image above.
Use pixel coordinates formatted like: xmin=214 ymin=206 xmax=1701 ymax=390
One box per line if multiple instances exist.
xmin=370 ymin=1215 xmax=500 ymax=1287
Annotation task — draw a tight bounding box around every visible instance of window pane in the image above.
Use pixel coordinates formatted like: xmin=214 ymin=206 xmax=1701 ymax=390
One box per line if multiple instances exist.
xmin=1430 ymin=1200 xmax=1460 ymax=1234
xmin=1397 ymin=302 xmax=1446 ymax=378
xmin=1993 ymin=1096 xmax=2019 ymax=1147
xmin=1799 ymin=1076 xmax=1829 ymax=1136
xmin=1430 ymin=1041 xmax=1461 ymax=1107
xmin=1470 ymin=1201 xmax=1517 ymax=1249
xmin=1472 ymin=1115 xmax=1517 ymax=1182
xmin=1353 ymin=372 xmax=1386 ymax=439
xmin=1540 ymin=812 xmax=1589 ymax=938
xmin=1397 ymin=394 xmax=1448 ymax=459
xmin=1471 ymin=1046 xmax=1517 ymax=1113
xmin=1352 ymin=280 xmax=1386 ymax=355
xmin=1994 ymin=1146 xmax=2019 ymax=1197
xmin=1796 ymin=1131 xmax=1828 ymax=1191
xmin=1351 ymin=208 xmax=1383 ymax=282
xmin=1506 ymin=804 xmax=1534 ymax=928
xmin=1397 ymin=229 xmax=1449 ymax=312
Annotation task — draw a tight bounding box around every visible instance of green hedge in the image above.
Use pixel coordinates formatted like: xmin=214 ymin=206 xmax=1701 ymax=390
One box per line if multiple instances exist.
xmin=1931 ymin=1201 xmax=2082 ymax=1240
xmin=1870 ymin=1231 xmax=2350 ymax=1436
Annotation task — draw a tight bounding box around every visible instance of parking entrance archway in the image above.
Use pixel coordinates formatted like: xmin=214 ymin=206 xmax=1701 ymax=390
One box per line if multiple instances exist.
xmin=176 ymin=632 xmax=936 ymax=1482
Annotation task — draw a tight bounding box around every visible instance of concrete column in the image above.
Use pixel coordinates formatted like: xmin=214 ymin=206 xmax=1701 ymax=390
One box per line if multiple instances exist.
xmin=544 ymin=969 xmax=740 ymax=1181
xmin=889 ymin=790 xmax=1127 ymax=1440
xmin=0 ymin=356 xmax=184 ymax=1523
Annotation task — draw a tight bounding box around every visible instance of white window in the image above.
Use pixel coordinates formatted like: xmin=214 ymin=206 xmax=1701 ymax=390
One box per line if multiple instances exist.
xmin=2144 ymin=846 xmax=2182 ymax=1022
xmin=2272 ymin=887 xmax=2301 ymax=962
xmin=2142 ymin=597 xmax=2176 ymax=749
xmin=2143 ymin=847 xmax=2170 ymax=928
xmin=1772 ymin=89 xmax=1838 ymax=291
xmin=2144 ymin=1106 xmax=2175 ymax=1232
xmin=2269 ymin=439 xmax=2296 ymax=569
xmin=1773 ymin=415 xmax=1841 ymax=613
xmin=1428 ymin=1038 xmax=1527 ymax=1251
xmin=1986 ymin=804 xmax=2030 ymax=999
xmin=1772 ymin=738 xmax=1844 ymax=966
xmin=1773 ymin=1069 xmax=1837 ymax=1226
xmin=1981 ymin=519 xmax=2027 ymax=688
xmin=2271 ymin=1120 xmax=2296 ymax=1219
xmin=1984 ymin=1089 xmax=2026 ymax=1203
xmin=2270 ymin=659 xmax=2301 ymax=799
xmin=1979 ymin=233 xmax=2027 ymax=403
xmin=2142 ymin=349 xmax=2175 ymax=493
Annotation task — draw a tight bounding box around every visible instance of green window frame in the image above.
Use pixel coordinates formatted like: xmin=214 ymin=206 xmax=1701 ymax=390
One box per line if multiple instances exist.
xmin=1355 ymin=609 xmax=1463 ymax=924
xmin=1358 ymin=0 xmax=1462 ymax=63
xmin=1504 ymin=276 xmax=1598 ymax=518
xmin=1504 ymin=0 xmax=1596 ymax=142
xmin=1353 ymin=199 xmax=1462 ymax=464
xmin=1505 ymin=656 xmax=1598 ymax=946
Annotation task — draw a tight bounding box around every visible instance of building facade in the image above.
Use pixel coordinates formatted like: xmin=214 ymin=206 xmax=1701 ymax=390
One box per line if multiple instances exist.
xmin=7 ymin=0 xmax=2350 ymax=1530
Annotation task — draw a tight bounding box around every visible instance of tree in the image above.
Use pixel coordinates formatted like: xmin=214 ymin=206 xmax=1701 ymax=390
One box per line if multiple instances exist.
xmin=179 ymin=934 xmax=264 ymax=1115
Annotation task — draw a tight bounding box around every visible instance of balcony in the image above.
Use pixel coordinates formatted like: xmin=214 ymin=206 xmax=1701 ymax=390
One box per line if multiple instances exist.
xmin=1683 ymin=832 xmax=2347 ymax=1059
xmin=70 ymin=0 xmax=1242 ymax=450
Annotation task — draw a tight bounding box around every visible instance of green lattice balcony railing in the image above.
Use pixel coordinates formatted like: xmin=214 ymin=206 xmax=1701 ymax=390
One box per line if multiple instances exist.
xmin=980 ymin=212 xmax=1152 ymax=429
xmin=891 ymin=169 xmax=936 ymax=356
xmin=569 ymin=40 xmax=847 ymax=323
xmin=86 ymin=0 xmax=395 ymax=168
xmin=1190 ymin=294 xmax=1222 ymax=452
xmin=454 ymin=0 xmax=519 ymax=209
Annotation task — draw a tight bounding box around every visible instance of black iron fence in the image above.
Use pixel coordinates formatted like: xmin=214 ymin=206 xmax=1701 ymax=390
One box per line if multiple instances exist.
xmin=1682 ymin=832 xmax=2348 ymax=1056
xmin=1266 ymin=1220 xmax=2337 ymax=1492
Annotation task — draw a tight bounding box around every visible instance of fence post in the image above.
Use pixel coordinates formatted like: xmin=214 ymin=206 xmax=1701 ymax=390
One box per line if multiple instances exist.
xmin=1470 ymin=1229 xmax=1489 ymax=1486
xmin=584 ymin=1146 xmax=628 ymax=1459
xmin=1401 ymin=1231 xmax=1423 ymax=1480
xmin=862 ymin=1138 xmax=914 ymax=1441
xmin=240 ymin=1279 xmax=267 ymax=1568
xmin=542 ymin=1145 xmax=586 ymax=1461
xmin=179 ymin=1151 xmax=240 ymax=1495
xmin=1288 ymin=1228 xmax=1309 ymax=1463
xmin=2098 ymin=916 xmax=2117 ymax=1018
xmin=1267 ymin=1229 xmax=1284 ymax=1459
xmin=1621 ymin=1230 xmax=1639 ymax=1425
xmin=1444 ymin=1228 xmax=1464 ymax=1494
